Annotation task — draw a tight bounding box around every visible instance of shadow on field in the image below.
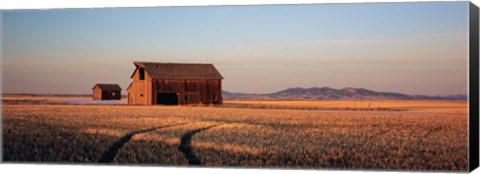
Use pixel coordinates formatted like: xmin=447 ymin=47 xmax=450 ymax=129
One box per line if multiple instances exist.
xmin=98 ymin=123 xmax=187 ymax=163
xmin=178 ymin=125 xmax=219 ymax=165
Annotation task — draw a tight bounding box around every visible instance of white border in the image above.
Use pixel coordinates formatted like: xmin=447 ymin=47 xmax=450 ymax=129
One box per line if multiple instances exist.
xmin=0 ymin=0 xmax=475 ymax=10
xmin=0 ymin=0 xmax=478 ymax=174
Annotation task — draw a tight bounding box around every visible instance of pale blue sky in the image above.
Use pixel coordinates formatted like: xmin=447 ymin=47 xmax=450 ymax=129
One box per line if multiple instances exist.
xmin=1 ymin=2 xmax=469 ymax=95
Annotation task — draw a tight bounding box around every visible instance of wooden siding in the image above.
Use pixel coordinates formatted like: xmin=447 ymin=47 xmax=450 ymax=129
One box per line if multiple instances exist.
xmin=93 ymin=88 xmax=102 ymax=100
xmin=93 ymin=87 xmax=121 ymax=100
xmin=152 ymin=79 xmax=222 ymax=105
xmin=128 ymin=67 xmax=153 ymax=105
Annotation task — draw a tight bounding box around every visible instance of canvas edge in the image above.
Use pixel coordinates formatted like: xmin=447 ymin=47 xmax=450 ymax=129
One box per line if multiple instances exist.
xmin=469 ymin=1 xmax=479 ymax=172
xmin=0 ymin=10 xmax=4 ymax=163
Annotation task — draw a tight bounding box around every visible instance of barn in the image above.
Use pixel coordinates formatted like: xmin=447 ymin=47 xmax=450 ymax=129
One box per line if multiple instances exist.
xmin=92 ymin=84 xmax=122 ymax=100
xmin=127 ymin=61 xmax=224 ymax=105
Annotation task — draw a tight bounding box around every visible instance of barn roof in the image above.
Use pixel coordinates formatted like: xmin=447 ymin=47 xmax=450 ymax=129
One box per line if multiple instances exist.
xmin=92 ymin=84 xmax=122 ymax=91
xmin=132 ymin=61 xmax=224 ymax=80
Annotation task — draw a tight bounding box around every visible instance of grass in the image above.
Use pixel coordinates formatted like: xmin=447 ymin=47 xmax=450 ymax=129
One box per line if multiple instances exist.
xmin=2 ymin=99 xmax=469 ymax=171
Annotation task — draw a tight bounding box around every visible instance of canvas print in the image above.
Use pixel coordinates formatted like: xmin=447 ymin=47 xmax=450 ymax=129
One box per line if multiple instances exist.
xmin=1 ymin=1 xmax=476 ymax=172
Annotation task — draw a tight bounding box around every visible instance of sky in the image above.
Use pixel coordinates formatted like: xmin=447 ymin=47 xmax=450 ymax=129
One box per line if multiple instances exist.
xmin=1 ymin=2 xmax=470 ymax=95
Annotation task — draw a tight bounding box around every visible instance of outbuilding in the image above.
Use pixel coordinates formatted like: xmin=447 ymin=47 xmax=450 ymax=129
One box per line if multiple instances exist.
xmin=127 ymin=61 xmax=223 ymax=105
xmin=92 ymin=84 xmax=122 ymax=100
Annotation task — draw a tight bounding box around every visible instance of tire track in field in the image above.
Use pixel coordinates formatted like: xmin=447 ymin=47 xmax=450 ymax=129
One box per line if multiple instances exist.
xmin=178 ymin=125 xmax=219 ymax=165
xmin=98 ymin=123 xmax=187 ymax=163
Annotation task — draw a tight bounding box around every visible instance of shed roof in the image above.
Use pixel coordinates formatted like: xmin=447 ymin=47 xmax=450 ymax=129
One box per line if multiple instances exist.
xmin=92 ymin=84 xmax=122 ymax=91
xmin=131 ymin=61 xmax=224 ymax=80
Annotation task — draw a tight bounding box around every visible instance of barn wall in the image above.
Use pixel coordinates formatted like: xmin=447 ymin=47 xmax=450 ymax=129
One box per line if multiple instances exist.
xmin=93 ymin=87 xmax=102 ymax=100
xmin=152 ymin=79 xmax=222 ymax=105
xmin=94 ymin=87 xmax=121 ymax=100
xmin=128 ymin=67 xmax=153 ymax=105
xmin=102 ymin=90 xmax=121 ymax=100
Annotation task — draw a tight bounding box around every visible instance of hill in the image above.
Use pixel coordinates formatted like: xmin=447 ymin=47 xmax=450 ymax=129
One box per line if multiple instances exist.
xmin=223 ymin=87 xmax=467 ymax=100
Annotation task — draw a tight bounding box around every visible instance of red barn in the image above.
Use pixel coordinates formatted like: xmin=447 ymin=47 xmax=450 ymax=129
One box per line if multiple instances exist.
xmin=127 ymin=61 xmax=223 ymax=105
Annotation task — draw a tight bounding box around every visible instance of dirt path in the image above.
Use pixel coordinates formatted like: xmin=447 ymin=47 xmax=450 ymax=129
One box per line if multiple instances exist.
xmin=98 ymin=123 xmax=186 ymax=163
xmin=178 ymin=125 xmax=219 ymax=165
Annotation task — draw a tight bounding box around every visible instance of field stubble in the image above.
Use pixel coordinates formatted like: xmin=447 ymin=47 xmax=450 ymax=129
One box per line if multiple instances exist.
xmin=2 ymin=100 xmax=468 ymax=171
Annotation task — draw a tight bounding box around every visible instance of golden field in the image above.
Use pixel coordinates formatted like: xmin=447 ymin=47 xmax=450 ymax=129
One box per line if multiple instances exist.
xmin=1 ymin=98 xmax=469 ymax=171
xmin=225 ymin=100 xmax=468 ymax=113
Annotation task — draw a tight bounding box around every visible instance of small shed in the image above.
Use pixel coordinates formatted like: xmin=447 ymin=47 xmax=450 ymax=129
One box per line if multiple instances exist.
xmin=92 ymin=84 xmax=122 ymax=100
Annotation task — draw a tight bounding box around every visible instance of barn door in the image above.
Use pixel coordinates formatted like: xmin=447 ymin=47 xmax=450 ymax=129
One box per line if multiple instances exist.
xmin=156 ymin=92 xmax=178 ymax=105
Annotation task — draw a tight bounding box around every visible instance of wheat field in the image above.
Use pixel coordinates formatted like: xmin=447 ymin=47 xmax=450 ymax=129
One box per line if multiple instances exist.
xmin=2 ymin=100 xmax=468 ymax=171
xmin=224 ymin=100 xmax=467 ymax=113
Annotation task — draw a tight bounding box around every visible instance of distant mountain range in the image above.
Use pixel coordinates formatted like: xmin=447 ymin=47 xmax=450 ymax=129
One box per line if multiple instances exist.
xmin=223 ymin=87 xmax=467 ymax=100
